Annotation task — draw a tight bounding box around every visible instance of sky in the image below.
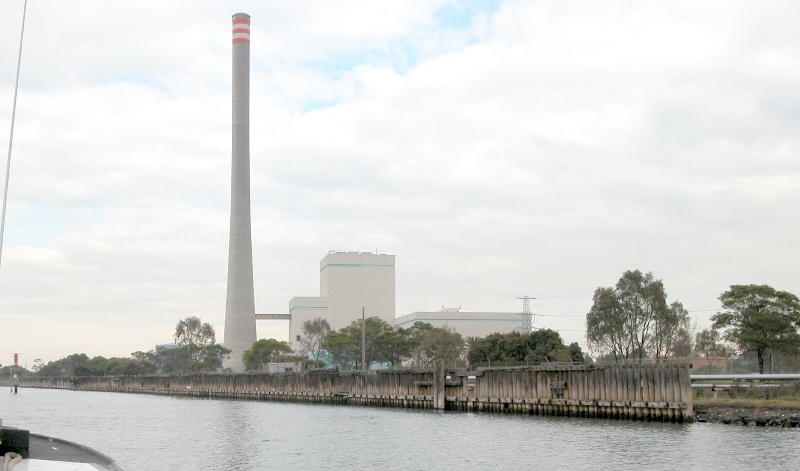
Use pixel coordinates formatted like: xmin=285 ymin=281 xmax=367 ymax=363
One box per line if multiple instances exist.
xmin=1 ymin=0 xmax=798 ymax=366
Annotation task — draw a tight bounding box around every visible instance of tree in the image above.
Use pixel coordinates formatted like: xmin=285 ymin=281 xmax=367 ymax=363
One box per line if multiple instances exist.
xmin=0 ymin=365 xmax=30 ymax=379
xmin=694 ymin=328 xmax=734 ymax=371
xmin=615 ymin=270 xmax=668 ymax=359
xmin=86 ymin=356 xmax=110 ymax=375
xmin=73 ymin=356 xmax=139 ymax=377
xmin=159 ymin=347 xmax=189 ymax=374
xmin=711 ymin=284 xmax=800 ymax=374
xmin=586 ymin=287 xmax=629 ymax=360
xmin=463 ymin=336 xmax=482 ymax=364
xmin=466 ymin=332 xmax=522 ymax=365
xmin=569 ymin=343 xmax=585 ymax=363
xmin=242 ymin=339 xmax=293 ymax=371
xmin=586 ymin=270 xmax=688 ymax=361
xmin=130 ymin=350 xmax=159 ymax=374
xmin=323 ymin=330 xmax=360 ymax=370
xmin=299 ymin=317 xmax=331 ymax=363
xmin=174 ymin=316 xmax=216 ymax=347
xmin=192 ymin=344 xmax=231 ymax=372
xmin=466 ymin=329 xmax=581 ymax=365
xmin=405 ymin=323 xmax=464 ymax=368
xmin=36 ymin=353 xmax=90 ymax=377
xmin=670 ymin=328 xmax=694 ymax=358
xmin=652 ymin=301 xmax=693 ymax=359
xmin=33 ymin=351 xmax=161 ymax=377
xmin=172 ymin=316 xmax=228 ymax=371
xmin=322 ymin=317 xmax=400 ymax=370
xmin=527 ymin=329 xmax=576 ymax=363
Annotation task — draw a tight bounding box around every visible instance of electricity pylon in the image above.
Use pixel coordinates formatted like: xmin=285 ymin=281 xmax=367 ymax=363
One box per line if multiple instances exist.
xmin=516 ymin=296 xmax=535 ymax=334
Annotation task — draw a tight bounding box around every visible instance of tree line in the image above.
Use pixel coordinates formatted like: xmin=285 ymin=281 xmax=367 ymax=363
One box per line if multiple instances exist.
xmin=19 ymin=269 xmax=797 ymax=377
xmin=585 ymin=269 xmax=800 ymax=374
xmin=242 ymin=316 xmax=585 ymax=371
xmin=15 ymin=315 xmax=585 ymax=377
xmin=14 ymin=316 xmax=231 ymax=377
xmin=307 ymin=316 xmax=584 ymax=371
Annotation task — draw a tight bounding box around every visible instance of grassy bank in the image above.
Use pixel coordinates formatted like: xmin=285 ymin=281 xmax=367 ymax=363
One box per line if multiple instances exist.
xmin=694 ymin=393 xmax=800 ymax=426
xmin=692 ymin=383 xmax=800 ymax=425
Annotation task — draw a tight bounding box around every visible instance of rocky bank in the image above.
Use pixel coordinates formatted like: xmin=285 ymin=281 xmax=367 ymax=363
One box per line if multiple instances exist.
xmin=694 ymin=403 xmax=800 ymax=427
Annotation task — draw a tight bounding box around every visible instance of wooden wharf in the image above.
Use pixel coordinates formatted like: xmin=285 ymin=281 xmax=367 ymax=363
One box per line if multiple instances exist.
xmin=20 ymin=363 xmax=692 ymax=422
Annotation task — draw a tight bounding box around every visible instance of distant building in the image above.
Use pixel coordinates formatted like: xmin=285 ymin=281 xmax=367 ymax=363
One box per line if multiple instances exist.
xmin=394 ymin=308 xmax=520 ymax=339
xmin=289 ymin=251 xmax=395 ymax=350
xmin=251 ymin=362 xmax=302 ymax=373
xmin=279 ymin=251 xmax=524 ymax=351
xmin=155 ymin=343 xmax=180 ymax=356
xmin=692 ymin=356 xmax=731 ymax=373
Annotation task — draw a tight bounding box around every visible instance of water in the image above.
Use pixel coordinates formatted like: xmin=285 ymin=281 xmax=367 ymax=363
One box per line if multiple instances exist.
xmin=2 ymin=388 xmax=799 ymax=470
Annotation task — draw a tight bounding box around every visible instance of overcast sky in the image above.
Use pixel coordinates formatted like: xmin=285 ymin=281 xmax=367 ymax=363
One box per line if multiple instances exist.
xmin=1 ymin=0 xmax=798 ymax=366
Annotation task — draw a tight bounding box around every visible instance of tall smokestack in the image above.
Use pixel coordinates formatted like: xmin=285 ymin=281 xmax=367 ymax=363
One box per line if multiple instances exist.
xmin=223 ymin=12 xmax=257 ymax=372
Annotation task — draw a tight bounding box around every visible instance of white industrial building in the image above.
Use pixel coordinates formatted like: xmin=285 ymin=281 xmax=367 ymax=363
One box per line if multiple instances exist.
xmin=221 ymin=12 xmax=517 ymax=367
xmin=289 ymin=251 xmax=396 ymax=350
xmin=283 ymin=251 xmax=519 ymax=351
xmin=394 ymin=308 xmax=521 ymax=338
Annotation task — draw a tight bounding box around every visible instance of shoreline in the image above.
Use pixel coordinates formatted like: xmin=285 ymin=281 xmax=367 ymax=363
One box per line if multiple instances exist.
xmin=17 ymin=364 xmax=695 ymax=423
xmin=694 ymin=399 xmax=800 ymax=427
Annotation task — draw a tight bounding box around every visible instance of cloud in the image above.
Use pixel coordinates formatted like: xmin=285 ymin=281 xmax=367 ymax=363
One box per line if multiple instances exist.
xmin=1 ymin=1 xmax=799 ymax=364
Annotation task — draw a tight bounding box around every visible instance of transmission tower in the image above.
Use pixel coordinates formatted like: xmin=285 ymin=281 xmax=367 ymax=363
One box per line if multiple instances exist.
xmin=516 ymin=296 xmax=535 ymax=334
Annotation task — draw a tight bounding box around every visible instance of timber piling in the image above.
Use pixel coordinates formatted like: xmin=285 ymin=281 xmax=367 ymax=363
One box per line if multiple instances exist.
xmin=19 ymin=363 xmax=692 ymax=422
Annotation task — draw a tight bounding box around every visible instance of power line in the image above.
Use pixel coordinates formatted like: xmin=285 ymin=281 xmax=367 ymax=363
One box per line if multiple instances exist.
xmin=531 ymin=309 xmax=721 ymax=317
xmin=524 ymin=265 xmax=800 ymax=300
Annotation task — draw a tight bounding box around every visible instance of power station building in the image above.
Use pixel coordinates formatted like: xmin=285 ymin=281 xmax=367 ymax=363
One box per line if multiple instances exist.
xmin=219 ymin=14 xmax=520 ymax=365
xmin=394 ymin=308 xmax=521 ymax=338
xmin=289 ymin=251 xmax=395 ymax=350
xmin=285 ymin=251 xmax=520 ymax=351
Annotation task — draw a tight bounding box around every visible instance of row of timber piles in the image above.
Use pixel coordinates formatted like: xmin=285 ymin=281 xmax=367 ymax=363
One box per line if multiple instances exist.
xmin=22 ymin=370 xmax=441 ymax=409
xmin=17 ymin=376 xmax=73 ymax=389
xmin=447 ymin=363 xmax=692 ymax=421
xmin=19 ymin=363 xmax=692 ymax=422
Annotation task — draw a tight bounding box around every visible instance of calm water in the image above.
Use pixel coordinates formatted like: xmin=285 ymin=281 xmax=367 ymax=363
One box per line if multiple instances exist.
xmin=1 ymin=388 xmax=799 ymax=470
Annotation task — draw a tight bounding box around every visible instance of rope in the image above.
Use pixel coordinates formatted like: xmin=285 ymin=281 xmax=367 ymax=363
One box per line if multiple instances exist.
xmin=2 ymin=452 xmax=22 ymax=471
xmin=0 ymin=0 xmax=28 ymax=274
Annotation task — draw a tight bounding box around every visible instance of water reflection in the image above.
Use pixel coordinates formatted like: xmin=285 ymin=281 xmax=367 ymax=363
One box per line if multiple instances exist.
xmin=2 ymin=389 xmax=798 ymax=470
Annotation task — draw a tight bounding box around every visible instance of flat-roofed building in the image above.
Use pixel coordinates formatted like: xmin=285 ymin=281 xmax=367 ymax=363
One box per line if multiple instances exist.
xmin=394 ymin=308 xmax=521 ymax=338
xmin=289 ymin=251 xmax=395 ymax=350
xmin=282 ymin=252 xmax=523 ymax=351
